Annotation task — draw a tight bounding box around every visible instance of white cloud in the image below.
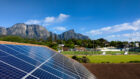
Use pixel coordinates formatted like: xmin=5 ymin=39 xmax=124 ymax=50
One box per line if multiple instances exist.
xmin=44 ymin=17 xmax=55 ymax=23
xmin=106 ymin=32 xmax=140 ymax=41
xmin=107 ymin=35 xmax=121 ymax=38
xmin=87 ymin=30 xmax=102 ymax=35
xmin=87 ymin=19 xmax=140 ymax=36
xmin=122 ymin=32 xmax=140 ymax=37
xmin=53 ymin=26 xmax=67 ymax=31
xmin=44 ymin=13 xmax=69 ymax=24
xmin=25 ymin=13 xmax=69 ymax=26
xmin=25 ymin=20 xmax=40 ymax=24
xmin=57 ymin=13 xmax=69 ymax=22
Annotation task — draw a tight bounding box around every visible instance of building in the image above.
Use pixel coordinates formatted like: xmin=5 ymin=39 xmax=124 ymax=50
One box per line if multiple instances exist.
xmin=74 ymin=47 xmax=86 ymax=51
xmin=97 ymin=47 xmax=121 ymax=51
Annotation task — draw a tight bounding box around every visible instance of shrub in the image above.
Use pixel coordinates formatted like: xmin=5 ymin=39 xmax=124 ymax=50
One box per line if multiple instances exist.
xmin=82 ymin=56 xmax=90 ymax=63
xmin=77 ymin=58 xmax=83 ymax=63
xmin=72 ymin=56 xmax=90 ymax=63
xmin=72 ymin=55 xmax=78 ymax=60
xmin=120 ymin=62 xmax=124 ymax=63
xmin=101 ymin=62 xmax=105 ymax=64
xmin=128 ymin=61 xmax=140 ymax=63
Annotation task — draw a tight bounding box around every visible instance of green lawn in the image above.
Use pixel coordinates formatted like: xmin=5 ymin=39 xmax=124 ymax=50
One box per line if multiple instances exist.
xmin=62 ymin=51 xmax=140 ymax=55
xmin=67 ymin=55 xmax=140 ymax=63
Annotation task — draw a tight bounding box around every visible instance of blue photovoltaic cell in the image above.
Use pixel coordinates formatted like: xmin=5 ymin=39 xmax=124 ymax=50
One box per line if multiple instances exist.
xmin=44 ymin=61 xmax=80 ymax=79
xmin=5 ymin=45 xmax=53 ymax=62
xmin=0 ymin=44 xmax=96 ymax=79
xmin=32 ymin=69 xmax=60 ymax=79
xmin=47 ymin=59 xmax=77 ymax=75
xmin=4 ymin=45 xmax=43 ymax=65
xmin=0 ymin=62 xmax=26 ymax=79
xmin=40 ymin=63 xmax=75 ymax=79
xmin=0 ymin=53 xmax=35 ymax=72
xmin=26 ymin=76 xmax=37 ymax=79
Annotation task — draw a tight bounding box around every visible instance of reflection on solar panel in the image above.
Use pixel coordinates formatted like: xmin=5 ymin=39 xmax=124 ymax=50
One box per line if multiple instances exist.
xmin=0 ymin=44 xmax=96 ymax=79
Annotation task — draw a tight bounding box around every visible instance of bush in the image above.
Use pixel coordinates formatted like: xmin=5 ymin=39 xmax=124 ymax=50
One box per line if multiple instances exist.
xmin=120 ymin=62 xmax=124 ymax=63
xmin=106 ymin=62 xmax=110 ymax=64
xmin=101 ymin=62 xmax=105 ymax=64
xmin=72 ymin=56 xmax=90 ymax=63
xmin=77 ymin=58 xmax=83 ymax=63
xmin=128 ymin=61 xmax=140 ymax=63
xmin=82 ymin=56 xmax=90 ymax=63
xmin=72 ymin=55 xmax=78 ymax=60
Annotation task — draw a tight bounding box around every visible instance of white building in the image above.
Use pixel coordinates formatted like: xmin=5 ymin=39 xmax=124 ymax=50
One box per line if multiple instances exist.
xmin=97 ymin=47 xmax=121 ymax=51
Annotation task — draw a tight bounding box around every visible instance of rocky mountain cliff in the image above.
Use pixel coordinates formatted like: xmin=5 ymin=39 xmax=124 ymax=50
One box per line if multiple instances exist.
xmin=58 ymin=29 xmax=89 ymax=40
xmin=0 ymin=23 xmax=90 ymax=40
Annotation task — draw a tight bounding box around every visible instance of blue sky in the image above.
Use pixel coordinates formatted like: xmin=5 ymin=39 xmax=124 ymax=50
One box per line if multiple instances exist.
xmin=0 ymin=0 xmax=140 ymax=41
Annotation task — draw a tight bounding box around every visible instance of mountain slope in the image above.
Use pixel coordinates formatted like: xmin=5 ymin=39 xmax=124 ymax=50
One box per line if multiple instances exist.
xmin=6 ymin=23 xmax=50 ymax=39
xmin=0 ymin=23 xmax=90 ymax=40
xmin=58 ymin=29 xmax=89 ymax=40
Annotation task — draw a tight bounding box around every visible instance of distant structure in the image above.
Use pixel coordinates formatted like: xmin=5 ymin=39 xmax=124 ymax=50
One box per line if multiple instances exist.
xmin=58 ymin=44 xmax=64 ymax=53
xmin=124 ymin=51 xmax=128 ymax=55
xmin=74 ymin=47 xmax=86 ymax=51
xmin=135 ymin=43 xmax=139 ymax=47
xmin=102 ymin=51 xmax=106 ymax=55
xmin=97 ymin=47 xmax=121 ymax=51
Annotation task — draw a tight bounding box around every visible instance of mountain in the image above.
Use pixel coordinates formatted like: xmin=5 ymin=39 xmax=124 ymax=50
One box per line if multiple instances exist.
xmin=0 ymin=23 xmax=90 ymax=40
xmin=58 ymin=29 xmax=89 ymax=40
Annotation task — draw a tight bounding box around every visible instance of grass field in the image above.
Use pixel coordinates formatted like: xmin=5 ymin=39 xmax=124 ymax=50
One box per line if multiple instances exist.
xmin=62 ymin=51 xmax=140 ymax=55
xmin=66 ymin=55 xmax=140 ymax=63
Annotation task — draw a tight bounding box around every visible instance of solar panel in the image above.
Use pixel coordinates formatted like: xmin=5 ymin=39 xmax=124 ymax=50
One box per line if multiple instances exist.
xmin=0 ymin=44 xmax=96 ymax=79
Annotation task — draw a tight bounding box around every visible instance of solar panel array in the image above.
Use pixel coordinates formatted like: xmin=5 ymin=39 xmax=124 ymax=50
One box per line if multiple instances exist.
xmin=0 ymin=44 xmax=96 ymax=79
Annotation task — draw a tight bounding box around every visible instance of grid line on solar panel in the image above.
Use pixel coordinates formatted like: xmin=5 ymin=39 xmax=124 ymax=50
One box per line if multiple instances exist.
xmin=50 ymin=54 xmax=77 ymax=70
xmin=2 ymin=44 xmax=72 ymax=78
xmin=73 ymin=61 xmax=94 ymax=78
xmin=14 ymin=44 xmax=77 ymax=73
xmin=40 ymin=62 xmax=77 ymax=79
xmin=48 ymin=58 xmax=79 ymax=75
xmin=47 ymin=59 xmax=76 ymax=72
xmin=0 ymin=49 xmax=35 ymax=72
xmin=74 ymin=64 xmax=90 ymax=78
xmin=40 ymin=64 xmax=76 ymax=79
xmin=31 ymin=69 xmax=61 ymax=79
xmin=53 ymin=54 xmax=75 ymax=67
xmin=16 ymin=44 xmax=56 ymax=55
xmin=48 ymin=57 xmax=79 ymax=75
xmin=4 ymin=46 xmax=53 ymax=60
xmin=0 ymin=45 xmax=47 ymax=64
xmin=75 ymin=66 xmax=90 ymax=78
xmin=1 ymin=45 xmax=42 ymax=66
xmin=72 ymin=61 xmax=81 ymax=79
xmin=49 ymin=58 xmax=75 ymax=70
xmin=21 ymin=53 xmax=61 ymax=79
xmin=0 ymin=61 xmax=26 ymax=79
xmin=47 ymin=59 xmax=78 ymax=75
xmin=2 ymin=44 xmax=54 ymax=66
xmin=12 ymin=45 xmax=55 ymax=62
xmin=43 ymin=57 xmax=80 ymax=78
xmin=6 ymin=45 xmax=48 ymax=62
xmin=0 ymin=45 xmax=64 ymax=79
xmin=25 ymin=75 xmax=38 ymax=79
xmin=0 ymin=44 xmax=95 ymax=79
xmin=0 ymin=60 xmax=39 ymax=79
xmin=44 ymin=61 xmax=80 ymax=78
xmin=4 ymin=44 xmax=78 ymax=78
